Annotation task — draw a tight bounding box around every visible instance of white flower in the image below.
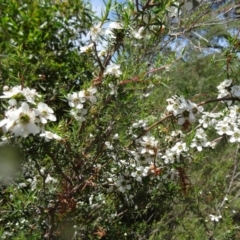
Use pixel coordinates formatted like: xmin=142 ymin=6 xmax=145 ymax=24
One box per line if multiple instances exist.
xmin=229 ymin=129 xmax=240 ymax=143
xmin=67 ymin=91 xmax=86 ymax=109
xmin=217 ymin=80 xmax=240 ymax=100
xmin=217 ymin=79 xmax=232 ymax=92
xmin=8 ymin=99 xmax=18 ymax=106
xmin=177 ymin=109 xmax=196 ymax=125
xmin=190 ymin=128 xmax=210 ymax=151
xmin=166 ymin=96 xmax=181 ymax=114
xmin=36 ymin=102 xmax=56 ymax=124
xmin=105 ymin=141 xmax=113 ymax=150
xmin=166 ymin=95 xmax=203 ymax=125
xmin=137 ymin=135 xmax=158 ymax=155
xmin=3 ymin=86 xmax=9 ymax=91
xmin=132 ymin=27 xmax=144 ymax=39
xmin=162 ymin=149 xmax=175 ymax=164
xmin=45 ymin=174 xmax=57 ymax=184
xmin=199 ymin=112 xmax=221 ymax=128
xmin=40 ymin=131 xmax=62 ymax=141
xmin=108 ymin=22 xmax=123 ymax=30
xmin=171 ymin=141 xmax=188 ymax=155
xmin=166 ymin=95 xmax=187 ymax=115
xmin=22 ymin=87 xmax=41 ymax=104
xmin=86 ymin=86 xmax=97 ymax=104
xmin=132 ymin=120 xmax=148 ymax=129
xmin=104 ymin=64 xmax=122 ymax=77
xmin=0 ymin=102 xmax=39 ymax=137
xmin=80 ymin=43 xmax=94 ymax=53
xmin=0 ymin=108 xmax=15 ymax=132
xmin=217 ymin=79 xmax=232 ymax=99
xmin=209 ymin=214 xmax=222 ymax=222
xmin=70 ymin=108 xmax=88 ymax=122
xmin=215 ymin=119 xmax=234 ymax=136
xmin=171 ymin=130 xmax=185 ymax=138
xmin=231 ymin=85 xmax=240 ymax=98
xmin=0 ymin=86 xmax=41 ymax=104
xmin=113 ymin=133 xmax=119 ymax=139
xmin=167 ymin=6 xmax=179 ymax=17
xmin=0 ymin=85 xmax=22 ymax=99
xmin=115 ymin=176 xmax=131 ymax=193
xmin=88 ymin=23 xmax=104 ymax=42
xmin=98 ymin=50 xmax=107 ymax=57
xmin=131 ymin=166 xmax=146 ymax=182
xmin=167 ymin=2 xmax=181 ymax=18
xmin=229 ymin=105 xmax=240 ymax=118
xmin=0 ymin=86 xmax=27 ymax=106
xmin=89 ymin=194 xmax=94 ymax=205
xmin=105 ymin=22 xmax=123 ymax=39
xmin=28 ymin=176 xmax=37 ymax=191
xmin=108 ymin=83 xmax=118 ymax=96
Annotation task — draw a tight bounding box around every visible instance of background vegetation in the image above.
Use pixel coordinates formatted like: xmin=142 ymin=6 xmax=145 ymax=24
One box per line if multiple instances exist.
xmin=0 ymin=0 xmax=240 ymax=239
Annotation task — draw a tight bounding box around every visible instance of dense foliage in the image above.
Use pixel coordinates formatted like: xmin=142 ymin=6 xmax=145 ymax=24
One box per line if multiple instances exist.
xmin=0 ymin=0 xmax=240 ymax=239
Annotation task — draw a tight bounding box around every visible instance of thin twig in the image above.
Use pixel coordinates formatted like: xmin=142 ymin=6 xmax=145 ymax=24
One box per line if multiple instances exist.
xmin=47 ymin=151 xmax=73 ymax=186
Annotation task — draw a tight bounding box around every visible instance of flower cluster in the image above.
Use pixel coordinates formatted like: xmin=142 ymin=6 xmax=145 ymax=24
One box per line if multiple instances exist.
xmin=0 ymin=86 xmax=60 ymax=140
xmin=166 ymin=95 xmax=203 ymax=125
xmin=104 ymin=64 xmax=122 ymax=77
xmin=105 ymin=132 xmax=162 ymax=194
xmin=87 ymin=22 xmax=123 ymax=43
xmin=208 ymin=80 xmax=240 ymax=142
xmin=215 ymin=105 xmax=240 ymax=143
xmin=1 ymin=85 xmax=40 ymax=105
xmin=162 ymin=141 xmax=189 ymax=164
xmin=217 ymin=79 xmax=240 ymax=107
xmin=217 ymin=79 xmax=233 ymax=98
xmin=199 ymin=112 xmax=222 ymax=129
xmin=128 ymin=120 xmax=148 ymax=138
xmin=88 ymin=23 xmax=105 ymax=42
xmin=190 ymin=128 xmax=210 ymax=151
xmin=109 ymin=132 xmax=189 ymax=190
xmin=106 ymin=79 xmax=240 ymax=196
xmin=112 ymin=175 xmax=132 ymax=193
xmin=209 ymin=214 xmax=222 ymax=222
xmin=136 ymin=135 xmax=158 ymax=157
xmin=67 ymin=86 xmax=97 ymax=122
xmin=80 ymin=43 xmax=94 ymax=53
xmin=108 ymin=83 xmax=118 ymax=96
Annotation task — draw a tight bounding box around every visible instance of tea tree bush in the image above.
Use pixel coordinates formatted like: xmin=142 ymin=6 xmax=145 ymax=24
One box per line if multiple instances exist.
xmin=0 ymin=0 xmax=240 ymax=239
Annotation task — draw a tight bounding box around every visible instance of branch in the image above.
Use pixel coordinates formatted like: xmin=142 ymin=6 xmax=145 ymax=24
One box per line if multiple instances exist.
xmin=46 ymin=151 xmax=73 ymax=186
xmin=220 ymin=144 xmax=240 ymax=208
xmin=144 ymin=57 xmax=181 ymax=76
xmin=131 ymin=96 xmax=240 ymax=143
xmin=198 ymin=96 xmax=240 ymax=106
